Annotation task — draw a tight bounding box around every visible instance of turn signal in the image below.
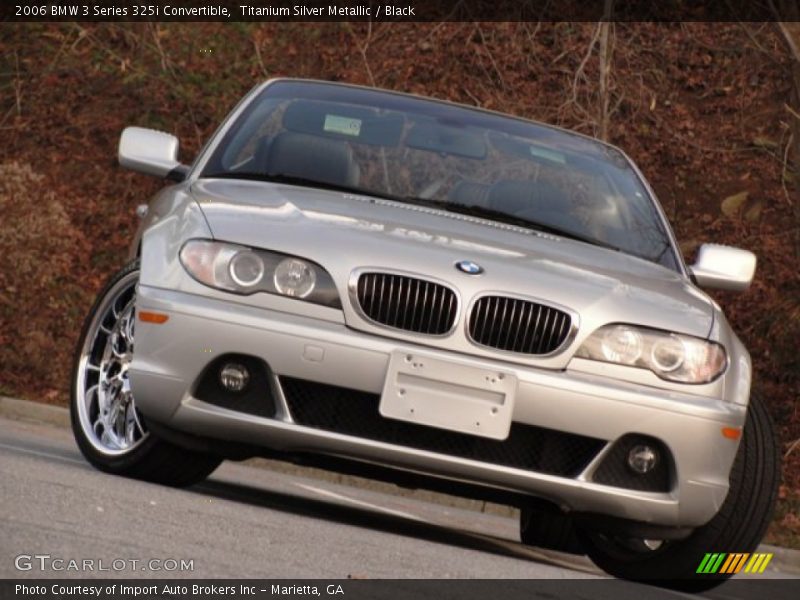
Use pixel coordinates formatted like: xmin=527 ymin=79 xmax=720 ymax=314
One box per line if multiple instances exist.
xmin=138 ymin=311 xmax=169 ymax=324
xmin=721 ymin=427 xmax=742 ymax=440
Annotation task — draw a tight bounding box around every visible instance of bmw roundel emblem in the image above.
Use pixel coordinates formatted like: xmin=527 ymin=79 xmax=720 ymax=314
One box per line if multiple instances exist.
xmin=455 ymin=260 xmax=484 ymax=275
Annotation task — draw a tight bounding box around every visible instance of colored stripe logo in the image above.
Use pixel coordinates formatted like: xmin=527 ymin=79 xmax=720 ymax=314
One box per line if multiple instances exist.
xmin=696 ymin=553 xmax=773 ymax=574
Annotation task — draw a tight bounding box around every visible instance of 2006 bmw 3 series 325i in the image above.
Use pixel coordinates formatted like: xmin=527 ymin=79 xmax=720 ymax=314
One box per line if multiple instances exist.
xmin=71 ymin=79 xmax=779 ymax=589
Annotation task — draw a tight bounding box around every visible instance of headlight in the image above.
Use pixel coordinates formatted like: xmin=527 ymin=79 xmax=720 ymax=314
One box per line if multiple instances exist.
xmin=600 ymin=326 xmax=642 ymax=364
xmin=229 ymin=251 xmax=265 ymax=288
xmin=179 ymin=239 xmax=340 ymax=308
xmin=274 ymin=258 xmax=317 ymax=298
xmin=575 ymin=324 xmax=727 ymax=384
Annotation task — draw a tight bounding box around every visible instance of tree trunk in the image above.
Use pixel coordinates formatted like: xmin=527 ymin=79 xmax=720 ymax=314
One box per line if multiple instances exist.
xmin=598 ymin=22 xmax=612 ymax=142
xmin=777 ymin=23 xmax=800 ymax=171
xmin=775 ymin=21 xmax=800 ymax=255
xmin=597 ymin=0 xmax=615 ymax=142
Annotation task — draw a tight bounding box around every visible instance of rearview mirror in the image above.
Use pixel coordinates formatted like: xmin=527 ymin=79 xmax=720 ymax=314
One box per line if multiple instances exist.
xmin=690 ymin=244 xmax=756 ymax=292
xmin=118 ymin=126 xmax=188 ymax=182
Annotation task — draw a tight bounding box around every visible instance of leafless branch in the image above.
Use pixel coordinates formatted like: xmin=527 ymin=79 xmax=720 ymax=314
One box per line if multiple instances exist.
xmin=252 ymin=31 xmax=269 ymax=78
xmin=13 ymin=50 xmax=22 ymax=116
xmin=474 ymin=23 xmax=508 ymax=92
xmin=149 ymin=23 xmax=171 ymax=74
xmin=462 ymin=86 xmax=482 ymax=107
xmin=346 ymin=22 xmax=376 ymax=86
xmin=423 ymin=0 xmax=465 ymax=42
xmin=786 ymin=437 xmax=800 ymax=459
xmin=782 ymin=132 xmax=795 ymax=205
xmin=736 ymin=22 xmax=782 ymax=64
xmin=566 ymin=23 xmax=602 ymax=109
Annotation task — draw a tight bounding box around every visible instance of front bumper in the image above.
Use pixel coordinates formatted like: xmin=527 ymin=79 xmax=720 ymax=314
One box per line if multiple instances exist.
xmin=130 ymin=284 xmax=745 ymax=528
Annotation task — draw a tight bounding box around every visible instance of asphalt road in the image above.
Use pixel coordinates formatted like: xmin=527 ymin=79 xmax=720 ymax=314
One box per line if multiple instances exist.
xmin=0 ymin=415 xmax=797 ymax=599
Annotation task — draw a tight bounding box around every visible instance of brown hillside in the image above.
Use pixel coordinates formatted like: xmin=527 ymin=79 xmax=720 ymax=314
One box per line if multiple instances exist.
xmin=0 ymin=22 xmax=798 ymax=544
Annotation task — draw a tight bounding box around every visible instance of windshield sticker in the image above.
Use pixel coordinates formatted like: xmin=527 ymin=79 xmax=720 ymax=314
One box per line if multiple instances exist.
xmin=529 ymin=145 xmax=566 ymax=164
xmin=324 ymin=115 xmax=362 ymax=137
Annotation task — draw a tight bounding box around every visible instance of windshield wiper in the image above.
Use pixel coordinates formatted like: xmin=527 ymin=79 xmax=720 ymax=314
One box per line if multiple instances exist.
xmin=395 ymin=196 xmax=624 ymax=253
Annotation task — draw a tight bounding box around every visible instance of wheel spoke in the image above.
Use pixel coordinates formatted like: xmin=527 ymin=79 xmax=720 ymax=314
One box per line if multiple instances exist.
xmin=106 ymin=394 xmax=121 ymax=431
xmin=75 ymin=270 xmax=147 ymax=456
xmin=114 ymin=407 xmax=127 ymax=446
xmin=111 ymin=342 xmax=124 ymax=359
xmin=85 ymin=383 xmax=101 ymax=413
xmin=131 ymin=405 xmax=147 ymax=437
xmin=124 ymin=401 xmax=141 ymax=446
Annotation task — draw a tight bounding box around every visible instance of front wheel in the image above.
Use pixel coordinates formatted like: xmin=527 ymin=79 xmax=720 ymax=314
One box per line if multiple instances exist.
xmin=71 ymin=260 xmax=221 ymax=486
xmin=578 ymin=393 xmax=780 ymax=591
xmin=520 ymin=505 xmax=584 ymax=555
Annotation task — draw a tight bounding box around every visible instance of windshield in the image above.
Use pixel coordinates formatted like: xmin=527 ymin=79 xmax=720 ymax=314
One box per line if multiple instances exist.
xmin=201 ymin=80 xmax=679 ymax=270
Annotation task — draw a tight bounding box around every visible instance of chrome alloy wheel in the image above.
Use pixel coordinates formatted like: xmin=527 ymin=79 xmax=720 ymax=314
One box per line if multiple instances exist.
xmin=75 ymin=271 xmax=148 ymax=455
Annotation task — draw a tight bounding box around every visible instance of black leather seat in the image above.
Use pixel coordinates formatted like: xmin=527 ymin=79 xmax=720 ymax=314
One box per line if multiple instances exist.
xmin=256 ymin=131 xmax=360 ymax=187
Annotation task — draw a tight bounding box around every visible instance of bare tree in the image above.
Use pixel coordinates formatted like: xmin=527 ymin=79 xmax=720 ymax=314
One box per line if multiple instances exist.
xmin=559 ymin=0 xmax=618 ymax=141
xmin=772 ymin=18 xmax=800 ymax=266
xmin=776 ymin=22 xmax=800 ymax=175
xmin=597 ymin=18 xmax=614 ymax=141
xmin=772 ymin=2 xmax=800 ymax=185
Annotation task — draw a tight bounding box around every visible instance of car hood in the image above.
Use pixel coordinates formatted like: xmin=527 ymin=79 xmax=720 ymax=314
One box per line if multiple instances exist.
xmin=191 ymin=179 xmax=714 ymax=362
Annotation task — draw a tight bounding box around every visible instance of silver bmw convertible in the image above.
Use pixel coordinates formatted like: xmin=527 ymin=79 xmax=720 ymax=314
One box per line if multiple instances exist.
xmin=71 ymin=79 xmax=779 ymax=587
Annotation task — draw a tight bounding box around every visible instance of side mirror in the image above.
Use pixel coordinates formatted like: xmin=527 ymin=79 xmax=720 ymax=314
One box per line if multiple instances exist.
xmin=118 ymin=126 xmax=189 ymax=182
xmin=689 ymin=243 xmax=756 ymax=292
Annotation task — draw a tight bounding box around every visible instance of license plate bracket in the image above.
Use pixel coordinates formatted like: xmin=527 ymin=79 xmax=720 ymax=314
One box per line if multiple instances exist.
xmin=379 ymin=351 xmax=517 ymax=440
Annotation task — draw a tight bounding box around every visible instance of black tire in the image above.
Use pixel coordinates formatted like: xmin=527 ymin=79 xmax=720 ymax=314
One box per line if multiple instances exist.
xmin=71 ymin=259 xmax=221 ymax=487
xmin=577 ymin=393 xmax=780 ymax=591
xmin=520 ymin=505 xmax=584 ymax=555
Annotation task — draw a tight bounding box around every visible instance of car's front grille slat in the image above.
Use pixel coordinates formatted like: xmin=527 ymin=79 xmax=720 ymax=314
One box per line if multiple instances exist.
xmin=444 ymin=292 xmax=455 ymax=333
xmin=386 ymin=276 xmax=396 ymax=325
xmin=510 ymin=299 xmax=526 ymax=350
xmin=537 ymin=308 xmax=552 ymax=353
xmin=412 ymin=279 xmax=423 ymax=331
xmin=469 ymin=295 xmax=572 ymax=355
xmin=374 ymin=276 xmax=381 ymax=317
xmin=355 ymin=272 xmax=457 ymax=336
xmin=503 ymin=298 xmax=517 ymax=349
xmin=490 ymin=298 xmax=501 ymax=347
xmin=424 ymin=282 xmax=435 ymax=334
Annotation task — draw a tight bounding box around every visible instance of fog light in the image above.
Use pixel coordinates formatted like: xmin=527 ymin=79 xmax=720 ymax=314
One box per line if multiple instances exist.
xmin=627 ymin=444 xmax=658 ymax=474
xmin=219 ymin=363 xmax=249 ymax=392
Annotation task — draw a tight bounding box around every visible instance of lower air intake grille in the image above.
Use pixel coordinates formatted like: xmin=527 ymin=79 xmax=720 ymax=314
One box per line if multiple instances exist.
xmin=355 ymin=272 xmax=457 ymax=335
xmin=468 ymin=295 xmax=573 ymax=355
xmin=280 ymin=377 xmax=604 ymax=478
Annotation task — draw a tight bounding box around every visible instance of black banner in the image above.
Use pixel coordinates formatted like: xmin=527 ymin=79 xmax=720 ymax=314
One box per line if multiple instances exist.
xmin=2 ymin=579 xmax=800 ymax=600
xmin=2 ymin=0 xmax=800 ymax=23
